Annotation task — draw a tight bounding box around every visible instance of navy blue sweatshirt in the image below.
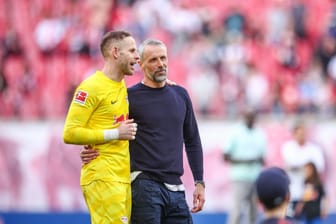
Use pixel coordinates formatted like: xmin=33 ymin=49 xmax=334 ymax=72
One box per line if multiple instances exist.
xmin=128 ymin=83 xmax=204 ymax=185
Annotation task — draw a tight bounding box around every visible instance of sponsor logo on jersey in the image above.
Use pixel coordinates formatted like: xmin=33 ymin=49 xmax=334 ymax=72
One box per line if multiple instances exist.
xmin=113 ymin=114 xmax=128 ymax=124
xmin=74 ymin=90 xmax=88 ymax=105
xmin=120 ymin=216 xmax=128 ymax=223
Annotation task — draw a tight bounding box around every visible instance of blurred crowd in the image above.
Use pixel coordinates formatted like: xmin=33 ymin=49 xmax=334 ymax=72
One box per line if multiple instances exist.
xmin=1 ymin=0 xmax=336 ymax=120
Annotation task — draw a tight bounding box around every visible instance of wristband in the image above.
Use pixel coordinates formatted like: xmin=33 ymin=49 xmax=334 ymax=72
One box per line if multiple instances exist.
xmin=195 ymin=180 xmax=205 ymax=188
xmin=104 ymin=129 xmax=119 ymax=140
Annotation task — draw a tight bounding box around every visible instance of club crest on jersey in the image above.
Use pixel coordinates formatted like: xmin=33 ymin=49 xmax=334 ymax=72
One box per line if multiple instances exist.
xmin=74 ymin=90 xmax=88 ymax=105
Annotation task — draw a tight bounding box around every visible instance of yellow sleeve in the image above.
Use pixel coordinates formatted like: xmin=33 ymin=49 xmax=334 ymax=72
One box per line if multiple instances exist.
xmin=63 ymin=87 xmax=106 ymax=145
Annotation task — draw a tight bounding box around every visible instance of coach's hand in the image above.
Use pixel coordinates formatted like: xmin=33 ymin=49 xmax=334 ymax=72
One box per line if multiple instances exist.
xmin=191 ymin=183 xmax=205 ymax=213
xmin=80 ymin=146 xmax=99 ymax=165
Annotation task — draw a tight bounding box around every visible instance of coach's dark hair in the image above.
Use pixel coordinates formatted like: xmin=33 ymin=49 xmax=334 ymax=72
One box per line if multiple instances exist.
xmin=138 ymin=39 xmax=166 ymax=61
xmin=100 ymin=30 xmax=132 ymax=58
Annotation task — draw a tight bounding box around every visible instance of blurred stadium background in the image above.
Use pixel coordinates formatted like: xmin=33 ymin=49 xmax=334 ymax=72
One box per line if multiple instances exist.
xmin=1 ymin=0 xmax=336 ymax=223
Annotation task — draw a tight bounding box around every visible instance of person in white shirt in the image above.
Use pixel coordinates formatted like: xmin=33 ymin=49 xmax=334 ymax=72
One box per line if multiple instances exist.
xmin=281 ymin=120 xmax=325 ymax=220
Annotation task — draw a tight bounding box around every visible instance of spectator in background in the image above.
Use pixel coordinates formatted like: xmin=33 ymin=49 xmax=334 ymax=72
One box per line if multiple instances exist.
xmin=187 ymin=63 xmax=220 ymax=116
xmin=256 ymin=167 xmax=300 ymax=224
xmin=326 ymin=57 xmax=336 ymax=114
xmin=223 ymin=5 xmax=246 ymax=38
xmin=68 ymin=0 xmax=112 ymax=58
xmin=290 ymin=0 xmax=308 ymax=40
xmin=34 ymin=9 xmax=68 ymax=55
xmin=281 ymin=120 xmax=325 ymax=220
xmin=223 ymin=108 xmax=267 ymax=224
xmin=297 ymin=60 xmax=318 ymax=114
xmin=1 ymin=26 xmax=23 ymax=59
xmin=0 ymin=62 xmax=7 ymax=93
xmin=244 ymin=63 xmax=270 ymax=113
xmin=314 ymin=34 xmax=336 ymax=80
xmin=326 ymin=0 xmax=336 ymax=38
xmin=297 ymin=58 xmax=332 ymax=116
xmin=296 ymin=162 xmax=328 ymax=224
xmin=0 ymin=24 xmax=23 ymax=96
xmin=266 ymin=0 xmax=290 ymax=44
xmin=18 ymin=63 xmax=37 ymax=97
xmin=275 ymin=28 xmax=300 ymax=72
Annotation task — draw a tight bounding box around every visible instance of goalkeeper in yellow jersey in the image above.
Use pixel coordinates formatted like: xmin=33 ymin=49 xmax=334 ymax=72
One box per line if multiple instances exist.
xmin=63 ymin=30 xmax=139 ymax=224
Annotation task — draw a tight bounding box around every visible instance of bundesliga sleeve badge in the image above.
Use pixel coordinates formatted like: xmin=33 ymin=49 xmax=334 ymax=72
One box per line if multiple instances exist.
xmin=74 ymin=90 xmax=88 ymax=105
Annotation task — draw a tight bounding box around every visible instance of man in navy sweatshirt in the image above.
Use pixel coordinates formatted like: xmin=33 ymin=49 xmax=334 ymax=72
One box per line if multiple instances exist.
xmin=80 ymin=38 xmax=205 ymax=224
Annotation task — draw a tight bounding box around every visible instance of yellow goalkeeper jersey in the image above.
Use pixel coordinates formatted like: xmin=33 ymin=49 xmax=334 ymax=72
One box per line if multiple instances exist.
xmin=63 ymin=70 xmax=130 ymax=185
